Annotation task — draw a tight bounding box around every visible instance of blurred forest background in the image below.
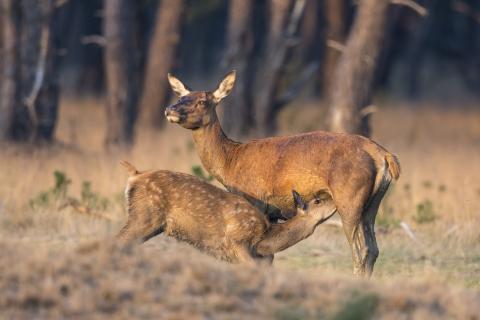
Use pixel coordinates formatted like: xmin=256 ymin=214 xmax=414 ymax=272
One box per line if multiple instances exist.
xmin=0 ymin=0 xmax=479 ymax=147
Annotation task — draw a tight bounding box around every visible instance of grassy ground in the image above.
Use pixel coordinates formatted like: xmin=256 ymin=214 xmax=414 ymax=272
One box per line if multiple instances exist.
xmin=0 ymin=97 xmax=479 ymax=318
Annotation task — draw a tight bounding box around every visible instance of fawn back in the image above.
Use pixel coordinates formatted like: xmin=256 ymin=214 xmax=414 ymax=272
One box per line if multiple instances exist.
xmin=116 ymin=162 xmax=269 ymax=262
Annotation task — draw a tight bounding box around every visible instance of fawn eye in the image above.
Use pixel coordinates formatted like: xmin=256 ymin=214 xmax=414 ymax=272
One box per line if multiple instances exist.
xmin=314 ymin=199 xmax=321 ymax=205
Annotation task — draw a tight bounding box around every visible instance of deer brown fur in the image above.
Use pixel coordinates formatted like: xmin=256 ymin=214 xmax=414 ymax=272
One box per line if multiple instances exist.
xmin=116 ymin=161 xmax=337 ymax=265
xmin=165 ymin=71 xmax=401 ymax=277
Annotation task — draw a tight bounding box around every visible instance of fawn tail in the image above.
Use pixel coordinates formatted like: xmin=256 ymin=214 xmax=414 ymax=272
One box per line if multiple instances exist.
xmin=120 ymin=161 xmax=139 ymax=177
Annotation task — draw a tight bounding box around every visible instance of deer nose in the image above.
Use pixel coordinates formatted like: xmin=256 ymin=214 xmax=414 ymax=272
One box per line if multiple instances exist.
xmin=165 ymin=106 xmax=181 ymax=123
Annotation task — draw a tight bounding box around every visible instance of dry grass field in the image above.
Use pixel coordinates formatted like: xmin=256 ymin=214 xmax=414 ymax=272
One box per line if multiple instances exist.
xmin=0 ymin=97 xmax=479 ymax=319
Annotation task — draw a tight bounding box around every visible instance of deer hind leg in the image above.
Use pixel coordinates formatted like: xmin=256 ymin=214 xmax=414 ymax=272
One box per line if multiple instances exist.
xmin=116 ymin=206 xmax=166 ymax=244
xmin=362 ymin=177 xmax=391 ymax=276
xmin=340 ymin=183 xmax=390 ymax=277
xmin=340 ymin=217 xmax=369 ymax=277
xmin=333 ymin=179 xmax=374 ymax=277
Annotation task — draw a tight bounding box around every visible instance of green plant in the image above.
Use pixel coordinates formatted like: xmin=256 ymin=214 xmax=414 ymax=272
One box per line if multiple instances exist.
xmin=81 ymin=181 xmax=110 ymax=211
xmin=333 ymin=292 xmax=379 ymax=320
xmin=376 ymin=212 xmax=400 ymax=230
xmin=29 ymin=171 xmax=111 ymax=212
xmin=29 ymin=171 xmax=71 ymax=209
xmin=378 ymin=185 xmax=399 ymax=230
xmin=191 ymin=165 xmax=214 ymax=181
xmin=413 ymin=200 xmax=437 ymax=224
xmin=422 ymin=180 xmax=433 ymax=189
xmin=274 ymin=306 xmax=308 ymax=320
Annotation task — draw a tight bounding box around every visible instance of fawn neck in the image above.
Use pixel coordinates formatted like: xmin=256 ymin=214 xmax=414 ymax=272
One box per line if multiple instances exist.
xmin=191 ymin=114 xmax=239 ymax=184
xmin=255 ymin=217 xmax=317 ymax=256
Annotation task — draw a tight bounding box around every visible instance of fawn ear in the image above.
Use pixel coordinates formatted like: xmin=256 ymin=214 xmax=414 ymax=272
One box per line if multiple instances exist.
xmin=213 ymin=70 xmax=236 ymax=103
xmin=292 ymin=190 xmax=307 ymax=211
xmin=168 ymin=73 xmax=191 ymax=97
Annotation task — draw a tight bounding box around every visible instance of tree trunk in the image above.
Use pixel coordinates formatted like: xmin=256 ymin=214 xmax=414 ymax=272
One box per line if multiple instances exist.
xmin=0 ymin=0 xmax=60 ymax=143
xmin=0 ymin=0 xmax=19 ymax=140
xmin=254 ymin=0 xmax=295 ymax=136
xmin=104 ymin=0 xmax=138 ymax=148
xmin=300 ymin=0 xmax=319 ymax=62
xmin=404 ymin=0 xmax=434 ymax=100
xmin=221 ymin=0 xmax=254 ymax=139
xmin=138 ymin=0 xmax=184 ymax=128
xmin=30 ymin=0 xmax=60 ymax=142
xmin=327 ymin=0 xmax=390 ymax=137
xmin=322 ymin=0 xmax=346 ymax=95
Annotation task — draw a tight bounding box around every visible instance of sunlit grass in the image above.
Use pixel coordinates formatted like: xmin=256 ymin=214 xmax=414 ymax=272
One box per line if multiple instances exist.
xmin=0 ymin=98 xmax=479 ymax=317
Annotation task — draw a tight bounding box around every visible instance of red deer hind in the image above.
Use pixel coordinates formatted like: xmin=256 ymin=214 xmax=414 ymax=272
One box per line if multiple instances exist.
xmin=165 ymin=71 xmax=400 ymax=277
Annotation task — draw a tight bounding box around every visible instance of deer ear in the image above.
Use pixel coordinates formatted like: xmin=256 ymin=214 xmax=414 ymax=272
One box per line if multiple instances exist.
xmin=168 ymin=73 xmax=191 ymax=97
xmin=292 ymin=190 xmax=307 ymax=211
xmin=212 ymin=70 xmax=236 ymax=103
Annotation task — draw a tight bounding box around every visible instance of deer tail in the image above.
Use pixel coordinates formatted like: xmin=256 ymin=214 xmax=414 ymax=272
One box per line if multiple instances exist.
xmin=385 ymin=153 xmax=401 ymax=181
xmin=120 ymin=160 xmax=139 ymax=177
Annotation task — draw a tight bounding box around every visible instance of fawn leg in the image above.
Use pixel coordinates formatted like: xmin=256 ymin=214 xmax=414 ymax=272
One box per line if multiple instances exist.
xmin=232 ymin=243 xmax=258 ymax=266
xmin=116 ymin=207 xmax=165 ymax=244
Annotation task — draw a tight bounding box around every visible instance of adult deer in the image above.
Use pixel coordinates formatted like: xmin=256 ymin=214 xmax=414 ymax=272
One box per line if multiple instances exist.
xmin=116 ymin=161 xmax=337 ymax=264
xmin=165 ymin=71 xmax=400 ymax=277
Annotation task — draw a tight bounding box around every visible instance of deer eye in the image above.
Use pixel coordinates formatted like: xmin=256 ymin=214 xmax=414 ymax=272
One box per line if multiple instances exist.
xmin=314 ymin=199 xmax=321 ymax=205
xmin=198 ymin=100 xmax=207 ymax=106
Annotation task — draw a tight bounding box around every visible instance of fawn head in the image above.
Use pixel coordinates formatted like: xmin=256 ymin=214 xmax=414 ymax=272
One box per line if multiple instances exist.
xmin=165 ymin=71 xmax=236 ymax=129
xmin=292 ymin=190 xmax=337 ymax=222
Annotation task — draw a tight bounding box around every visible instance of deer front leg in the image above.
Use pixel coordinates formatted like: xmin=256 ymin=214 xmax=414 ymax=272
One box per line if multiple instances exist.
xmin=231 ymin=242 xmax=258 ymax=266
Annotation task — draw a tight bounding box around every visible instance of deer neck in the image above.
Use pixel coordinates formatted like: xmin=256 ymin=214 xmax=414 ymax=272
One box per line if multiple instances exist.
xmin=254 ymin=218 xmax=317 ymax=256
xmin=191 ymin=115 xmax=239 ymax=184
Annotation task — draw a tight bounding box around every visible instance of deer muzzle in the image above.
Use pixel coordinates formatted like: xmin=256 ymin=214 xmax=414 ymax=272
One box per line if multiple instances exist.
xmin=165 ymin=106 xmax=182 ymax=123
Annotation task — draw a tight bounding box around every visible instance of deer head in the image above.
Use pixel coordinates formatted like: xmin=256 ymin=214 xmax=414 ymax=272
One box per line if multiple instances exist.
xmin=292 ymin=190 xmax=336 ymax=223
xmin=253 ymin=190 xmax=337 ymax=257
xmin=165 ymin=71 xmax=236 ymax=129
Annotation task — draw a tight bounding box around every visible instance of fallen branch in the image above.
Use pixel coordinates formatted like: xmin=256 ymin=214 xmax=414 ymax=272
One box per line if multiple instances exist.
xmin=443 ymin=225 xmax=459 ymax=238
xmin=451 ymin=0 xmax=480 ymax=24
xmin=59 ymin=198 xmax=114 ymax=221
xmin=326 ymin=39 xmax=346 ymax=52
xmin=391 ymin=0 xmax=428 ymax=16
xmin=81 ymin=35 xmax=106 ymax=46
xmin=400 ymin=221 xmax=421 ymax=244
xmin=55 ymin=0 xmax=69 ymax=8
xmin=359 ymin=105 xmax=378 ymax=117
